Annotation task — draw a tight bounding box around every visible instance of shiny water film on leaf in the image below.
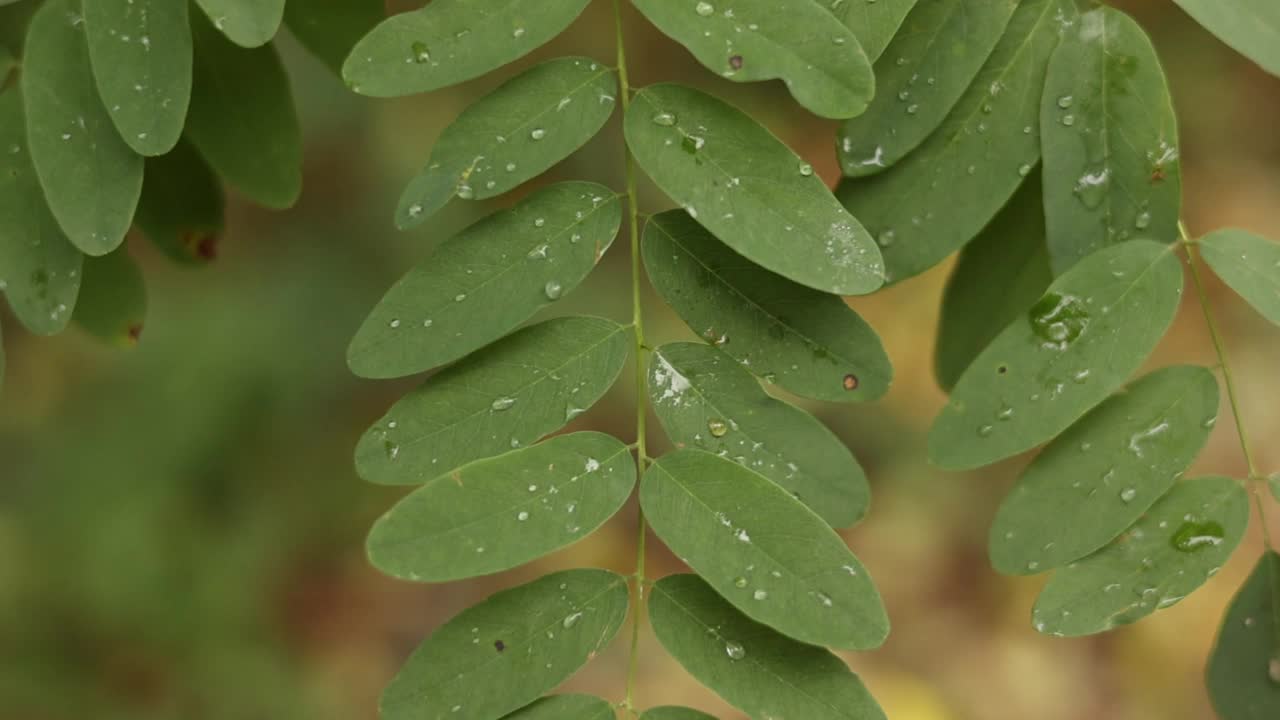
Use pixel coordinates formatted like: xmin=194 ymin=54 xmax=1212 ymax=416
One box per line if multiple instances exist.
xmin=823 ymin=0 xmax=918 ymax=64
xmin=929 ymin=240 xmax=1184 ymax=470
xmin=343 ymin=0 xmax=592 ymax=97
xmin=648 ymin=342 xmax=869 ymax=528
xmin=837 ymin=0 xmax=1073 ymax=283
xmin=356 ymin=316 xmax=630 ymax=485
xmin=352 ymin=183 xmax=621 ymax=378
xmin=1172 ymin=0 xmax=1280 ymax=77
xmin=395 ymin=58 xmax=618 ymax=229
xmin=134 ymin=139 xmax=225 ymax=265
xmin=367 ymin=432 xmax=635 ymax=582
xmin=193 ymin=0 xmax=284 ymax=48
xmin=838 ymin=0 xmax=1018 ymax=178
xmin=642 ymin=210 xmax=891 ymax=403
xmin=1040 ymin=7 xmax=1182 ymax=275
xmin=625 ymin=83 xmax=884 ymax=295
xmin=381 ymin=569 xmax=628 ymax=720
xmin=988 ymin=366 xmax=1220 ymax=576
xmin=641 ymin=450 xmax=889 ymax=650
xmin=72 ymin=248 xmax=148 ymax=346
xmin=282 ymin=0 xmax=384 ymax=76
xmin=503 ymin=695 xmax=616 ymax=720
xmin=1205 ymin=552 xmax=1280 ymax=719
xmin=21 ymin=0 xmax=144 ymax=256
xmin=1198 ymin=229 xmax=1280 ymax=327
xmin=649 ymin=574 xmax=887 ymax=720
xmin=1033 ymin=476 xmax=1248 ymax=637
xmin=630 ymin=0 xmax=873 ymax=119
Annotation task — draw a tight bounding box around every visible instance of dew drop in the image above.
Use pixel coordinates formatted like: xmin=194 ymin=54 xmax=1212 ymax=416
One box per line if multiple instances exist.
xmin=734 ymin=576 xmax=748 ymax=588
xmin=696 ymin=1 xmax=715 ymax=17
xmin=724 ymin=641 xmax=745 ymax=660
xmin=530 ymin=128 xmax=547 ymax=141
xmin=517 ymin=511 xmax=529 ymax=521
xmin=708 ymin=418 xmax=729 ymax=438
xmin=410 ymin=41 xmax=430 ymax=63
xmin=799 ymin=163 xmax=814 ymax=177
xmin=562 ymin=611 xmax=583 ymax=629
xmin=1170 ymin=520 xmax=1224 ymax=552
xmin=753 ymin=589 xmax=768 ymax=601
xmin=1119 ymin=487 xmax=1137 ymax=503
xmin=544 ymin=280 xmax=563 ymax=300
xmin=492 ymin=397 xmax=516 ymax=411
xmin=1028 ymin=293 xmax=1089 ymax=349
xmin=1057 ymin=95 xmax=1074 ymax=109
xmin=652 ymin=111 xmax=677 ymax=126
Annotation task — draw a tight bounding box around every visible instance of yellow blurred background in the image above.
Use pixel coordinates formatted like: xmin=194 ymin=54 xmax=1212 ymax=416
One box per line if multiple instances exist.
xmin=2 ymin=1 xmax=1279 ymax=718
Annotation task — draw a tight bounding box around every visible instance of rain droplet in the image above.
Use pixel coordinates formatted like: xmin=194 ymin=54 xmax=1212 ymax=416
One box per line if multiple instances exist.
xmin=1170 ymin=520 xmax=1224 ymax=552
xmin=544 ymin=280 xmax=563 ymax=300
xmin=411 ymin=41 xmax=430 ymax=63
xmin=799 ymin=163 xmax=814 ymax=177
xmin=696 ymin=1 xmax=715 ymax=17
xmin=708 ymin=419 xmax=729 ymax=438
xmin=753 ymin=589 xmax=768 ymax=600
xmin=1028 ymin=293 xmax=1089 ymax=349
xmin=1119 ymin=488 xmax=1137 ymax=503
xmin=562 ymin=612 xmax=583 ymax=629
xmin=1057 ymin=95 xmax=1074 ymax=109
xmin=652 ymin=112 xmax=677 ymax=126
xmin=734 ymin=576 xmax=748 ymax=588
xmin=492 ymin=397 xmax=516 ymax=411
xmin=517 ymin=511 xmax=529 ymax=521
xmin=530 ymin=128 xmax=547 ymax=140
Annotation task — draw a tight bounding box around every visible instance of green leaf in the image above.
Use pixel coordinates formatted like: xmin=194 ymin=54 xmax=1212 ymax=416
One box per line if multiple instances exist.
xmin=72 ymin=248 xmax=147 ymax=346
xmin=367 ymin=432 xmax=635 ymax=582
xmin=630 ymin=0 xmax=873 ymax=119
xmin=639 ymin=707 xmax=718 ymax=720
xmin=642 ymin=210 xmax=891 ymax=403
xmin=0 ymin=42 xmax=15 ymax=91
xmin=83 ymin=0 xmax=193 ymax=156
xmin=193 ymin=0 xmax=284 ymax=48
xmin=503 ymin=695 xmax=615 ymax=720
xmin=837 ymin=0 xmax=1019 ymax=178
xmin=395 ymin=57 xmax=618 ymax=229
xmin=641 ymin=450 xmax=888 ymax=650
xmin=1033 ymin=476 xmax=1249 ymax=637
xmin=626 ymin=83 xmax=884 ymax=295
xmin=1040 ymin=8 xmax=1181 ymax=275
xmin=282 ymin=0 xmax=383 ymax=76
xmin=648 ymin=343 xmax=869 ymax=528
xmin=1271 ymin=474 xmax=1280 ymax=503
xmin=824 ymin=0 xmax=918 ymax=64
xmin=1173 ymin=0 xmax=1280 ymax=77
xmin=1205 ymin=552 xmax=1280 ymax=719
xmin=21 ymin=0 xmax=144 ymax=256
xmin=134 ymin=138 xmax=225 ymax=265
xmin=343 ymin=0 xmax=593 ymax=97
xmin=836 ymin=0 xmax=1071 ymax=283
xmin=381 ymin=569 xmax=628 ymax=720
xmin=356 ymin=316 xmax=630 ymax=485
xmin=988 ymin=366 xmax=1220 ymax=575
xmin=649 ymin=574 xmax=886 ymax=720
xmin=935 ymin=171 xmax=1051 ymax=392
xmin=187 ymin=11 xmax=301 ymax=209
xmin=0 ymin=318 xmax=4 ymax=392
xmin=928 ymin=239 xmax=1183 ymax=470
xmin=0 ymin=88 xmax=82 ymax=336
xmin=1198 ymin=229 xmax=1280 ymax=327
xmin=350 ymin=182 xmax=621 ymax=378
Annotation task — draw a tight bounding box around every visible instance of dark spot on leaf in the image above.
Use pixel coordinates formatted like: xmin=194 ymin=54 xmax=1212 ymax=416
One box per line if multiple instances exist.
xmin=729 ymin=55 xmax=744 ymax=70
xmin=842 ymin=374 xmax=858 ymax=391
xmin=493 ymin=640 xmax=505 ymax=652
xmin=1150 ymin=166 xmax=1165 ymax=184
xmin=183 ymin=230 xmax=219 ymax=261
xmin=997 ymin=364 xmax=1008 ymax=375
xmin=126 ymin=324 xmax=143 ymax=344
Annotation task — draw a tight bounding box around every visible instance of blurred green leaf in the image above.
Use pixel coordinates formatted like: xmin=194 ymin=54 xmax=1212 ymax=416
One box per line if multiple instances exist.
xmin=1198 ymin=229 xmax=1280 ymax=327
xmin=626 ymin=83 xmax=884 ymax=295
xmin=988 ymin=366 xmax=1220 ymax=575
xmin=21 ymin=0 xmax=143 ymax=256
xmin=356 ymin=316 xmax=630 ymax=485
xmin=503 ymin=695 xmax=615 ymax=720
xmin=1173 ymin=0 xmax=1280 ymax=77
xmin=838 ymin=0 xmax=1018 ymax=178
xmin=640 ymin=707 xmax=718 ymax=720
xmin=824 ymin=0 xmax=918 ymax=63
xmin=381 ymin=569 xmax=628 ymax=720
xmin=135 ymin=138 xmax=225 ymax=265
xmin=1034 ymin=476 xmax=1248 ymax=636
xmin=648 ymin=343 xmax=869 ymax=527
xmin=395 ymin=57 xmax=618 ymax=229
xmin=641 ymin=450 xmax=888 ymax=650
xmin=1205 ymin=551 xmax=1280 ymax=719
xmin=650 ymin=574 xmax=886 ymax=719
xmin=83 ymin=0 xmax=193 ymax=156
xmin=0 ymin=317 xmax=5 ymax=391
xmin=1041 ymin=7 xmax=1181 ymax=274
xmin=631 ymin=0 xmax=873 ymax=119
xmin=0 ymin=42 xmax=14 ymax=90
xmin=193 ymin=0 xmax=284 ymax=48
xmin=367 ymin=432 xmax=635 ymax=582
xmin=283 ymin=0 xmax=383 ymax=75
xmin=343 ymin=0 xmax=592 ymax=97
xmin=1272 ymin=474 xmax=1280 ymax=503
xmin=188 ymin=11 xmax=301 ymax=209
xmin=642 ymin=210 xmax=891 ymax=403
xmin=0 ymin=88 xmax=83 ymax=335
xmin=929 ymin=240 xmax=1183 ymax=470
xmin=72 ymin=247 xmax=148 ymax=346
xmin=351 ymin=182 xmax=621 ymax=378
xmin=837 ymin=0 xmax=1070 ymax=283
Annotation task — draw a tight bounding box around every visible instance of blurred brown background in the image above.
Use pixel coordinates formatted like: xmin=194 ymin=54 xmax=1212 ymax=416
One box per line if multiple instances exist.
xmin=2 ymin=1 xmax=1279 ymax=718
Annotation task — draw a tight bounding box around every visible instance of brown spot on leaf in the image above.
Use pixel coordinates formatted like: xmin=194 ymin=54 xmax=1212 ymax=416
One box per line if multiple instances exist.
xmin=126 ymin=324 xmax=144 ymax=345
xmin=842 ymin=374 xmax=858 ymax=391
xmin=729 ymin=55 xmax=744 ymax=70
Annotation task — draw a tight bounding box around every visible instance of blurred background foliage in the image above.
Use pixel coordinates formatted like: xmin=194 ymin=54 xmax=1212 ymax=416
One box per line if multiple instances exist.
xmin=2 ymin=1 xmax=1279 ymax=718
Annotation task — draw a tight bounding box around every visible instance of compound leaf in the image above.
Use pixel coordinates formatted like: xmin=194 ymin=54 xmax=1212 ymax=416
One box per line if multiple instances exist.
xmin=72 ymin=247 xmax=147 ymax=346
xmin=381 ymin=569 xmax=628 ymax=720
xmin=283 ymin=0 xmax=383 ymax=76
xmin=1172 ymin=0 xmax=1280 ymax=77
xmin=1033 ymin=476 xmax=1248 ymax=637
xmin=626 ymin=83 xmax=884 ymax=296
xmin=356 ymin=316 xmax=630 ymax=485
xmin=351 ymin=182 xmax=621 ymax=378
xmin=135 ymin=138 xmax=224 ymax=265
xmin=344 ymin=0 xmax=592 ymax=97
xmin=824 ymin=0 xmax=918 ymax=64
xmin=1198 ymin=228 xmax=1280 ymax=327
xmin=929 ymin=239 xmax=1183 ymax=470
xmin=640 ymin=707 xmax=718 ymax=720
xmin=22 ymin=0 xmax=143 ymax=256
xmin=83 ymin=0 xmax=192 ymax=156
xmin=642 ymin=211 xmax=891 ymax=403
xmin=193 ymin=0 xmax=284 ymax=48
xmin=396 ymin=57 xmax=618 ymax=229
xmin=630 ymin=0 xmax=873 ymax=119
xmin=649 ymin=343 xmax=869 ymax=528
xmin=641 ymin=450 xmax=888 ymax=650
xmin=368 ymin=432 xmax=635 ymax=582
xmin=838 ymin=0 xmax=1018 ymax=178
xmin=503 ymin=695 xmax=615 ymax=720
xmin=988 ymin=366 xmax=1220 ymax=575
xmin=650 ymin=574 xmax=886 ymax=720
xmin=1205 ymin=552 xmax=1280 ymax=719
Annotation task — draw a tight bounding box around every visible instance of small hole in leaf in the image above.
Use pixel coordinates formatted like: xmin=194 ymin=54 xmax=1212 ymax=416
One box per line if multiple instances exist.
xmin=494 ymin=640 xmax=505 ymax=652
xmin=997 ymin=364 xmax=1008 ymax=375
xmin=729 ymin=55 xmax=744 ymax=70
xmin=842 ymin=374 xmax=858 ymax=391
